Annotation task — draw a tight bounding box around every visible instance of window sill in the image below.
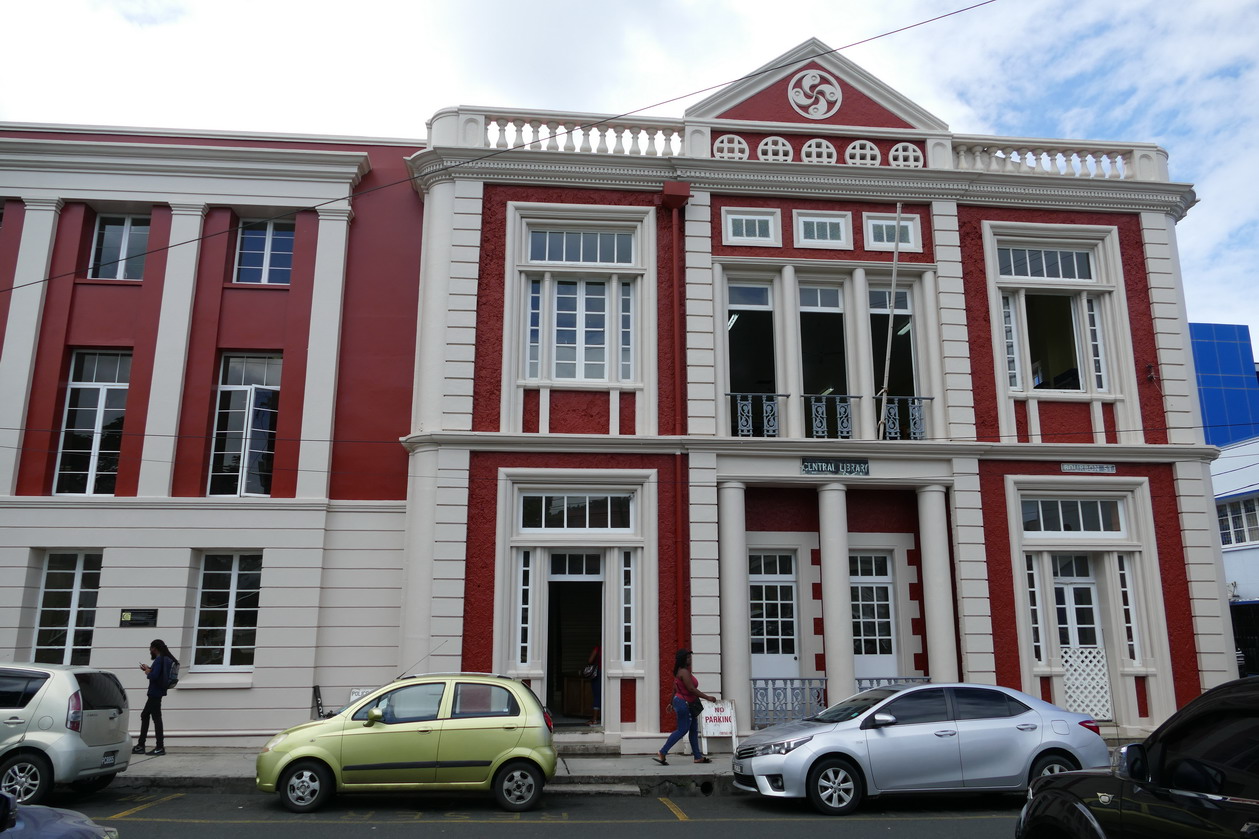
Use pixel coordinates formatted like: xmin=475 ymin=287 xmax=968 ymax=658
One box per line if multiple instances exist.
xmin=176 ymin=672 xmax=254 ymax=690
xmin=519 ymin=381 xmax=644 ymax=392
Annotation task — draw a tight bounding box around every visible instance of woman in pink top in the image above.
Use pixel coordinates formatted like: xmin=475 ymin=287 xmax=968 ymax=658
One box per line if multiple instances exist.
xmin=654 ymin=649 xmax=716 ymax=765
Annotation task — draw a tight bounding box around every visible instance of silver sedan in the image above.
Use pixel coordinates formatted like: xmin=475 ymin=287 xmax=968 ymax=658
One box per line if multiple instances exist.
xmin=732 ymin=682 xmax=1110 ymax=815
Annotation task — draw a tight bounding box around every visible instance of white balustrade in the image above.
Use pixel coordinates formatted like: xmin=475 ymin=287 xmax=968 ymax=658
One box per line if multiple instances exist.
xmin=477 ymin=109 xmax=683 ymax=158
xmin=951 ymin=138 xmax=1142 ymax=180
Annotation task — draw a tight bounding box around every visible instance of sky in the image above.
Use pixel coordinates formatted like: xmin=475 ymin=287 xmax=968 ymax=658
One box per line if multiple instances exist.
xmin=2 ymin=0 xmax=1256 ymax=336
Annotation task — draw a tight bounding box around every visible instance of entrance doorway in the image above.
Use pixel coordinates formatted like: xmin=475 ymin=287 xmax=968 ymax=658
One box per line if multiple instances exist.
xmin=547 ymin=577 xmax=602 ymax=726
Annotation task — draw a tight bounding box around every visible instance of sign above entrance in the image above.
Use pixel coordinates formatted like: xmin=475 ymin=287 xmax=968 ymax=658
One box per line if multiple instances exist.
xmin=1061 ymin=463 xmax=1116 ymax=474
xmin=801 ymin=458 xmax=869 ymax=476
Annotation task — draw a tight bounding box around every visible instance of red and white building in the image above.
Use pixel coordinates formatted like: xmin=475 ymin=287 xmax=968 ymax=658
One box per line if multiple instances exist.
xmin=0 ymin=40 xmax=1230 ymax=750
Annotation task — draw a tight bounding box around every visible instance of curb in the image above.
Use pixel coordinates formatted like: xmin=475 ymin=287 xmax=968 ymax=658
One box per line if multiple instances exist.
xmin=111 ymin=773 xmax=743 ymax=797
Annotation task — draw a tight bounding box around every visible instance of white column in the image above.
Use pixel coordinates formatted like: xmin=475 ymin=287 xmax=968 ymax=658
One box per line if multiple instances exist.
xmin=717 ymin=481 xmax=752 ymax=732
xmin=780 ymin=265 xmax=802 ymax=438
xmin=413 ymin=180 xmax=456 ymax=434
xmin=920 ymin=270 xmax=947 ymax=441
xmin=0 ymin=198 xmax=62 ymax=494
xmin=918 ymin=484 xmax=958 ymax=681
xmin=295 ymin=206 xmax=353 ymax=498
xmin=818 ymin=482 xmax=855 ymax=696
xmin=850 ymin=267 xmax=875 ymax=439
xmin=399 ymin=446 xmax=439 ymax=672
xmin=137 ymin=203 xmax=205 ymax=496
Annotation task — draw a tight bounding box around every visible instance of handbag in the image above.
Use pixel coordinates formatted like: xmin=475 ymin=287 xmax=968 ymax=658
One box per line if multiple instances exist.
xmin=580 ymin=664 xmax=598 ymax=679
xmin=687 ymin=698 xmax=703 ymax=717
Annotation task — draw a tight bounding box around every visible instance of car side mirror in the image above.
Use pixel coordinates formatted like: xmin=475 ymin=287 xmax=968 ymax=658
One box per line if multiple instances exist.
xmin=869 ymin=712 xmax=898 ymax=728
xmin=1114 ymin=743 xmax=1149 ymax=783
xmin=365 ymin=707 xmax=384 ymax=727
xmin=0 ymin=791 xmax=16 ymax=832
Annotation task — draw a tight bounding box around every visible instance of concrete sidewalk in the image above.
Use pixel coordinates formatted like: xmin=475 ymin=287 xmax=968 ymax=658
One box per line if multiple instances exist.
xmin=115 ymin=747 xmax=736 ymax=797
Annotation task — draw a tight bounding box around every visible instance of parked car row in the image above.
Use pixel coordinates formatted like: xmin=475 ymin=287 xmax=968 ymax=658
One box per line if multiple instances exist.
xmin=6 ymin=660 xmax=1258 ymax=838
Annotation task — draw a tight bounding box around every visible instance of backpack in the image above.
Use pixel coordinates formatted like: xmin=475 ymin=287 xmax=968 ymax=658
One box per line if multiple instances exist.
xmin=166 ymin=659 xmax=180 ymax=689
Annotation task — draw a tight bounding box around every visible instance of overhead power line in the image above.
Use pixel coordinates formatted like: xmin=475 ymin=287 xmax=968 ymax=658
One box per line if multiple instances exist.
xmin=0 ymin=1 xmax=998 ymax=297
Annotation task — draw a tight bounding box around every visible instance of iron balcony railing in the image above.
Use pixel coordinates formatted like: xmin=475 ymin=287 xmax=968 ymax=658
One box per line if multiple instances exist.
xmin=804 ymin=393 xmax=858 ymax=439
xmin=879 ymin=395 xmax=933 ymax=441
xmin=751 ymin=678 xmax=828 ymax=728
xmin=728 ymin=393 xmax=786 ymax=438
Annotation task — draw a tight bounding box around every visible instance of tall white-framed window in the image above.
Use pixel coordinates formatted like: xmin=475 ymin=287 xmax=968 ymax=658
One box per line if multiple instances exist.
xmin=793 ymin=211 xmax=853 ymax=250
xmin=990 ymin=231 xmax=1120 ymax=396
xmin=193 ymin=553 xmax=261 ymax=670
xmin=55 ymin=350 xmax=131 ymax=495
xmin=722 ymin=208 xmax=782 ymax=246
xmin=235 ymin=219 xmax=295 ymax=285
xmin=863 ymin=213 xmax=922 ymax=253
xmin=33 ymin=552 xmax=102 ymax=666
xmin=519 ymin=217 xmax=645 ymax=385
xmin=90 ymin=215 xmax=150 ymax=280
xmin=208 ymin=354 xmax=283 ymax=496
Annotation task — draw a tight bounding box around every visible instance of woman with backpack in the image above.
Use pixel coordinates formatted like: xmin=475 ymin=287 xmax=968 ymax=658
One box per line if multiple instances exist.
xmin=134 ymin=638 xmax=178 ymax=756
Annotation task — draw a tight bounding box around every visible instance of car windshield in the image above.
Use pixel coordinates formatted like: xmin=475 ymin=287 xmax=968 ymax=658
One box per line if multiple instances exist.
xmin=808 ymin=688 xmax=898 ymax=722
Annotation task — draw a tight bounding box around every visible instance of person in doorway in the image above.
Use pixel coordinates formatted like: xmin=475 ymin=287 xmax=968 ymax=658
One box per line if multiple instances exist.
xmin=654 ymin=649 xmax=716 ymax=765
xmin=587 ymin=644 xmax=601 ymax=726
xmin=134 ymin=639 xmax=178 ymax=756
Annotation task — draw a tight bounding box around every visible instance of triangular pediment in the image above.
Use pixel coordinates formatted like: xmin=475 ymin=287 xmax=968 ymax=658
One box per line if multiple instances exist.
xmin=686 ymin=38 xmax=948 ymax=131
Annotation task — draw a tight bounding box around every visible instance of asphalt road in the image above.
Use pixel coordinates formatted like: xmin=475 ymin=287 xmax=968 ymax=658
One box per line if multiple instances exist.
xmin=56 ymin=786 xmax=1025 ymax=839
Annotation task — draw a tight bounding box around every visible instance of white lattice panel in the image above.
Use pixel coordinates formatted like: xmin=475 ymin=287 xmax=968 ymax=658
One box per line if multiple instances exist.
xmin=1061 ymin=646 xmax=1112 ymax=720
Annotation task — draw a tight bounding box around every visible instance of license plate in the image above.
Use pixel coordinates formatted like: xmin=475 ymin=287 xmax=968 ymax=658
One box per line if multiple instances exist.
xmin=733 ymin=760 xmax=744 ymax=774
xmin=101 ymin=752 xmax=116 ymax=768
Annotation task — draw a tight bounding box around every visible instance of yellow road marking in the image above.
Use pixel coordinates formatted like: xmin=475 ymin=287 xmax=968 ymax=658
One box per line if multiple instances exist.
xmin=106 ymin=792 xmax=184 ymax=819
xmin=657 ymin=797 xmax=689 ymax=820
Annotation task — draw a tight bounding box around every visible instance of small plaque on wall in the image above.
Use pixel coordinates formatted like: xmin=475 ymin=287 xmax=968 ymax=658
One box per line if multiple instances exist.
xmin=119 ymin=609 xmax=158 ymax=627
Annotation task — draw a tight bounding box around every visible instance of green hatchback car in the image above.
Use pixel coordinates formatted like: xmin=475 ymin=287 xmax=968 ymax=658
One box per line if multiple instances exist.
xmin=256 ymin=673 xmax=556 ymax=813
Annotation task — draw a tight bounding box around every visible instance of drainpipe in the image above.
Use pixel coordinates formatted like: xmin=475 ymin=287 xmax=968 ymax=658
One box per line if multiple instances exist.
xmin=656 ymin=180 xmax=691 ymax=649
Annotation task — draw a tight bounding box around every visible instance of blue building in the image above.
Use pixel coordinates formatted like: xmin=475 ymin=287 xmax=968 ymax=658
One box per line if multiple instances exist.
xmin=1190 ymin=322 xmax=1259 ymax=446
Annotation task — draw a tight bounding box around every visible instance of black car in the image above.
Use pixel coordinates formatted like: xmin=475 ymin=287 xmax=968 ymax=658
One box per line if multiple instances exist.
xmin=1016 ymin=677 xmax=1259 ymax=838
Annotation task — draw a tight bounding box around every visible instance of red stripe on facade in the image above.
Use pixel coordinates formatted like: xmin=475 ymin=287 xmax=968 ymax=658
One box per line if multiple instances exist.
xmin=1037 ymin=401 xmax=1094 ymax=445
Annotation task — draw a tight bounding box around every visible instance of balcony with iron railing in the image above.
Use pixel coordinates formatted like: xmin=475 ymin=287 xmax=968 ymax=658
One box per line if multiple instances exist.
xmin=727 ymin=393 xmax=933 ymax=440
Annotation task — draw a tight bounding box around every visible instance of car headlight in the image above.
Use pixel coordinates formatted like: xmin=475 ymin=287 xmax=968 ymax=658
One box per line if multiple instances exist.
xmin=261 ymin=732 xmax=289 ymax=753
xmin=750 ymin=736 xmax=812 ymax=757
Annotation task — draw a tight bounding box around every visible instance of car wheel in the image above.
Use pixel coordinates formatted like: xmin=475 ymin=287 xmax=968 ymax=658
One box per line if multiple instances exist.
xmin=1029 ymin=753 xmax=1078 ymax=783
xmin=806 ymin=757 xmax=864 ymax=815
xmin=0 ymin=752 xmax=53 ymax=805
xmin=278 ymin=760 xmax=334 ymax=813
xmin=494 ymin=760 xmax=543 ymax=812
xmin=71 ymin=773 xmax=117 ymax=794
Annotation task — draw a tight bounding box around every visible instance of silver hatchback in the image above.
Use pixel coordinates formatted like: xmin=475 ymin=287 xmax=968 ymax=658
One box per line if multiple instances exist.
xmin=732 ymin=682 xmax=1109 ymax=815
xmin=0 ymin=665 xmax=131 ymax=804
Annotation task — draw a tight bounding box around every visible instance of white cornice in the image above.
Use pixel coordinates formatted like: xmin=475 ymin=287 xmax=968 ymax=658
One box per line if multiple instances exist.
xmin=401 ymin=430 xmax=1217 ymax=465
xmin=408 ymin=148 xmax=1197 ymax=219
xmin=0 ymin=120 xmax=425 ymax=148
xmin=0 ymin=138 xmax=371 ymax=185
